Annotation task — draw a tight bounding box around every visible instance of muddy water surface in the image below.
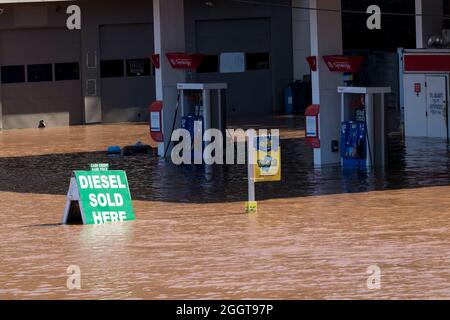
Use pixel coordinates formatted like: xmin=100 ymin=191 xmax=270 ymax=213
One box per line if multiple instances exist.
xmin=1 ymin=118 xmax=450 ymax=299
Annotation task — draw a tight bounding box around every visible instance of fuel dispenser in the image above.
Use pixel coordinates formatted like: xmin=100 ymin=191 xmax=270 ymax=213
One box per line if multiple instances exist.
xmin=338 ymin=86 xmax=391 ymax=169
xmin=180 ymin=90 xmax=204 ymax=154
xmin=340 ymin=95 xmax=367 ymax=168
xmin=177 ymin=83 xmax=228 ymax=162
xmin=340 ymin=121 xmax=367 ymax=168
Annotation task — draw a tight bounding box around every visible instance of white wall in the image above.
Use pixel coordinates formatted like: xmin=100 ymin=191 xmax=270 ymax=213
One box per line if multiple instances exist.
xmin=153 ymin=0 xmax=186 ymax=156
xmin=309 ymin=0 xmax=342 ymax=166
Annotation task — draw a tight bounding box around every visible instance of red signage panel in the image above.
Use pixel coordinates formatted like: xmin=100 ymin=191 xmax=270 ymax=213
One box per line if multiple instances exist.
xmin=166 ymin=53 xmax=204 ymax=70
xmin=305 ymin=104 xmax=320 ymax=149
xmin=404 ymin=54 xmax=450 ymax=72
xmin=151 ymin=54 xmax=160 ymax=69
xmin=306 ymin=56 xmax=317 ymax=72
xmin=323 ymin=55 xmax=364 ymax=73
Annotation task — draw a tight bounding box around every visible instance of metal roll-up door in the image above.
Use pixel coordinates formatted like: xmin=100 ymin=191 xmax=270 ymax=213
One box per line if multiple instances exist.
xmin=100 ymin=23 xmax=155 ymax=123
xmin=0 ymin=27 xmax=82 ymax=129
xmin=195 ymin=18 xmax=272 ymax=117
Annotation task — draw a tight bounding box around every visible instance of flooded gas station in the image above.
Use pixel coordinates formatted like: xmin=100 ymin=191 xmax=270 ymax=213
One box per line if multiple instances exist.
xmin=1 ymin=117 xmax=450 ymax=300
xmin=1 ymin=0 xmax=450 ymax=304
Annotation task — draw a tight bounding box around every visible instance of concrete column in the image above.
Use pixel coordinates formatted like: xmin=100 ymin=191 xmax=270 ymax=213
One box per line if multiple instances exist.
xmin=292 ymin=0 xmax=311 ymax=81
xmin=153 ymin=0 xmax=186 ymax=157
xmin=309 ymin=0 xmax=343 ymax=166
xmin=81 ymin=4 xmax=102 ymax=124
xmin=416 ymin=0 xmax=443 ymax=49
xmin=415 ymin=0 xmax=424 ymax=48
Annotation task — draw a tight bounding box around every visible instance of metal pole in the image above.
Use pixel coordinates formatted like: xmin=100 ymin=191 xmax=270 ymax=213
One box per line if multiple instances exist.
xmin=381 ymin=93 xmax=386 ymax=167
xmin=365 ymin=93 xmax=374 ymax=169
xmin=246 ymin=130 xmax=257 ymax=213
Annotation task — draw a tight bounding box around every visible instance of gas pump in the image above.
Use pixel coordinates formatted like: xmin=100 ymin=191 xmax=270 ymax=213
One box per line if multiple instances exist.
xmin=338 ymin=86 xmax=391 ymax=169
xmin=340 ymin=121 xmax=367 ymax=168
xmin=181 ymin=92 xmax=204 ymax=133
xmin=181 ymin=91 xmax=204 ymax=160
xmin=340 ymin=95 xmax=367 ymax=168
xmin=177 ymin=83 xmax=228 ymax=164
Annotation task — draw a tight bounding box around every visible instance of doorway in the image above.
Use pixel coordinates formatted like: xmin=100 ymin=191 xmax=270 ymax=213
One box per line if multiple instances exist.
xmin=426 ymin=75 xmax=448 ymax=139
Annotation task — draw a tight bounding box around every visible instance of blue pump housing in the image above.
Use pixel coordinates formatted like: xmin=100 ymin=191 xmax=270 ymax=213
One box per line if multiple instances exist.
xmin=181 ymin=116 xmax=204 ymax=163
xmin=340 ymin=121 xmax=367 ymax=168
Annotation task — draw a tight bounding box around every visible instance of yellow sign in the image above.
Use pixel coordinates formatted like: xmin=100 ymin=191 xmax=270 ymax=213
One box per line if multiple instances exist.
xmin=245 ymin=201 xmax=258 ymax=213
xmin=253 ymin=135 xmax=281 ymax=183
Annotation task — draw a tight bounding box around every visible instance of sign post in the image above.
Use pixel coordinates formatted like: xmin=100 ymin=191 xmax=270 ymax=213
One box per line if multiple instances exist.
xmin=246 ymin=130 xmax=257 ymax=213
xmin=62 ymin=164 xmax=135 ymax=225
xmin=246 ymin=131 xmax=281 ymax=213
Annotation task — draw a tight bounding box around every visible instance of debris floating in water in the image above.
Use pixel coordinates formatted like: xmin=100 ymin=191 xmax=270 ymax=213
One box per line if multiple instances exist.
xmin=107 ymin=146 xmax=122 ymax=155
xmin=122 ymin=141 xmax=152 ymax=156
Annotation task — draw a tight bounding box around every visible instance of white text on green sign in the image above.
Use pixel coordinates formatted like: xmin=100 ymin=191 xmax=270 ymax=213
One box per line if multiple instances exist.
xmin=74 ymin=171 xmax=135 ymax=225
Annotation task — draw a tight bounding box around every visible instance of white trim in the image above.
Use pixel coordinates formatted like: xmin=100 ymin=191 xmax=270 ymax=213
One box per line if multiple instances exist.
xmin=177 ymin=83 xmax=227 ymax=90
xmin=338 ymin=86 xmax=391 ymax=95
xmin=404 ymin=49 xmax=450 ymax=54
xmin=86 ymin=51 xmax=98 ymax=69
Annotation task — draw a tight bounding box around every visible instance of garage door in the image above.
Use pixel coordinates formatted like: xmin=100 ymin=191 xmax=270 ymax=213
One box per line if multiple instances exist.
xmin=100 ymin=23 xmax=155 ymax=123
xmin=0 ymin=28 xmax=82 ymax=129
xmin=195 ymin=18 xmax=272 ymax=117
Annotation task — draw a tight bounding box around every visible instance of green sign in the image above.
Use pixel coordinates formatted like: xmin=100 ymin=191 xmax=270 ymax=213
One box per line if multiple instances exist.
xmin=63 ymin=169 xmax=135 ymax=225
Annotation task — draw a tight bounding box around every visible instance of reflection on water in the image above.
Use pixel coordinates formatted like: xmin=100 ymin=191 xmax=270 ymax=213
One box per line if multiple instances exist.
xmin=1 ymin=121 xmax=450 ymax=299
xmin=1 ymin=135 xmax=450 ymax=204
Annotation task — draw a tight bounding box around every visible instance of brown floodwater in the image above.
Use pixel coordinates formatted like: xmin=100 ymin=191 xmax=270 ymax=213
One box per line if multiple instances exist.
xmin=1 ymin=117 xmax=450 ymax=299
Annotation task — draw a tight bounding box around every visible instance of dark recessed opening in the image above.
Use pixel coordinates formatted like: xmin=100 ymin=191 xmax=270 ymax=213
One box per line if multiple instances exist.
xmin=1 ymin=65 xmax=25 ymax=84
xmin=100 ymin=60 xmax=124 ymax=78
xmin=197 ymin=55 xmax=219 ymax=73
xmin=28 ymin=64 xmax=53 ymax=82
xmin=55 ymin=62 xmax=80 ymax=81
xmin=246 ymin=52 xmax=270 ymax=70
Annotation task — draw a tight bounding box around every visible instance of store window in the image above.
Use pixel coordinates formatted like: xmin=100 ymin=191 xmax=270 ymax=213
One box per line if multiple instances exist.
xmin=27 ymin=64 xmax=53 ymax=82
xmin=126 ymin=58 xmax=151 ymax=77
xmin=100 ymin=60 xmax=124 ymax=78
xmin=220 ymin=52 xmax=246 ymax=73
xmin=197 ymin=55 xmax=219 ymax=73
xmin=55 ymin=62 xmax=80 ymax=81
xmin=1 ymin=65 xmax=25 ymax=84
xmin=246 ymin=53 xmax=270 ymax=70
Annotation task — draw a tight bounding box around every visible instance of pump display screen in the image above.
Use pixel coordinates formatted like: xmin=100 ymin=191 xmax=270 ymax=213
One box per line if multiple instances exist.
xmin=150 ymin=112 xmax=161 ymax=132
xmin=306 ymin=116 xmax=317 ymax=137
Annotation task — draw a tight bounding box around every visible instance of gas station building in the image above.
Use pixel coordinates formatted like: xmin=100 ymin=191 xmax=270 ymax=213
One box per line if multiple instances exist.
xmin=0 ymin=0 xmax=447 ymax=167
